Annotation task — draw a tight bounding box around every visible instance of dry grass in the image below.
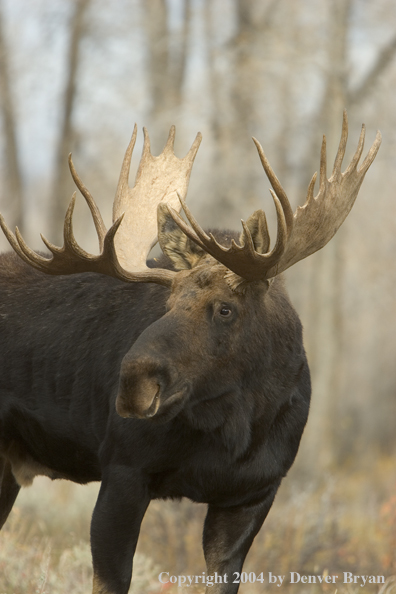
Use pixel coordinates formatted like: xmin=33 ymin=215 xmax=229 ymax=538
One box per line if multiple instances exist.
xmin=0 ymin=457 xmax=395 ymax=593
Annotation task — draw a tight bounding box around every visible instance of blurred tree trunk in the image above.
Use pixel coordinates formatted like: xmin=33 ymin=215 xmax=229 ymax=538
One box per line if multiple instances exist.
xmin=144 ymin=0 xmax=191 ymax=148
xmin=274 ymin=1 xmax=298 ymax=188
xmin=0 ymin=2 xmax=23 ymax=232
xmin=301 ymin=0 xmax=351 ymax=469
xmin=204 ymin=0 xmax=279 ymax=227
xmin=51 ymin=0 xmax=90 ymax=243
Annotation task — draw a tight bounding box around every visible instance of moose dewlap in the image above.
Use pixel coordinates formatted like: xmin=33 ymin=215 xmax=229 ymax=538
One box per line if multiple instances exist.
xmin=0 ymin=112 xmax=381 ymax=594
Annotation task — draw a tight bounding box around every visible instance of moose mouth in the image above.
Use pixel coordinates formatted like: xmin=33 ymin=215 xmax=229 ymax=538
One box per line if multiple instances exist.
xmin=140 ymin=385 xmax=190 ymax=422
xmin=116 ymin=378 xmax=190 ymax=422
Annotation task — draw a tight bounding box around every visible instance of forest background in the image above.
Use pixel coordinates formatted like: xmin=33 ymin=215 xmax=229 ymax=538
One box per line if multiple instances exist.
xmin=0 ymin=1 xmax=395 ymax=592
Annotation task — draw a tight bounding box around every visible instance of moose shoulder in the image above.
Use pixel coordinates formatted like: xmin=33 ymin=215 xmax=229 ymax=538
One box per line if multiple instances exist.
xmin=0 ymin=114 xmax=381 ymax=594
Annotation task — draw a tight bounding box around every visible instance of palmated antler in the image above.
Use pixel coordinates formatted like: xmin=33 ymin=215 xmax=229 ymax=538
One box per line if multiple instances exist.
xmin=0 ymin=126 xmax=202 ymax=287
xmin=112 ymin=125 xmax=201 ymax=271
xmin=166 ymin=111 xmax=381 ymax=283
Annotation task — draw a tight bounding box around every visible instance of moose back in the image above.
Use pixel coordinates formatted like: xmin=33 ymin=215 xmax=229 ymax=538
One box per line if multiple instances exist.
xmin=0 ymin=114 xmax=381 ymax=594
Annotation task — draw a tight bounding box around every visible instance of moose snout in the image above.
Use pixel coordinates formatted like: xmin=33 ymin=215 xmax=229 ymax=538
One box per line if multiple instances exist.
xmin=116 ymin=358 xmax=167 ymax=419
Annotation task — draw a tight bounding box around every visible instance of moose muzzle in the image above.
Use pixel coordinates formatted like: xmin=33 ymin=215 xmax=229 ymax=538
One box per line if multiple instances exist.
xmin=116 ymin=374 xmax=160 ymax=419
xmin=116 ymin=357 xmax=164 ymax=418
xmin=115 ymin=351 xmax=192 ymax=421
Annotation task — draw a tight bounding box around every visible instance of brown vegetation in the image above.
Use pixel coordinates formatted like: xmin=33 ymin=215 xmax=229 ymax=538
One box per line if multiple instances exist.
xmin=0 ymin=456 xmax=395 ymax=593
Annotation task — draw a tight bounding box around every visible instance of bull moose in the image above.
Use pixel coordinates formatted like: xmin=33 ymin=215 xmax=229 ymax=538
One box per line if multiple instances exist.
xmin=0 ymin=111 xmax=381 ymax=594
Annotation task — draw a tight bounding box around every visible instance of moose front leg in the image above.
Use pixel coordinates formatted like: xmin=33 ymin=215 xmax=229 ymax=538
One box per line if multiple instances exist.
xmin=202 ymin=486 xmax=279 ymax=594
xmin=90 ymin=466 xmax=150 ymax=594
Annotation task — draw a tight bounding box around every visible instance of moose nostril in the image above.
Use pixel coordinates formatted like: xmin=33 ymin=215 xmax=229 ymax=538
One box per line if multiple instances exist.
xmin=116 ymin=371 xmax=163 ymax=419
xmin=144 ymin=386 xmax=161 ymax=418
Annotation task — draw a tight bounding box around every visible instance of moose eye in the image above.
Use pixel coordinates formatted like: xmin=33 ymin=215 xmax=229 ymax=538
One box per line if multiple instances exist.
xmin=219 ymin=306 xmax=232 ymax=317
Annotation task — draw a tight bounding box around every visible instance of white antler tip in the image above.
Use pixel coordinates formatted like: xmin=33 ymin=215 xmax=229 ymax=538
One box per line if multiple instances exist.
xmin=142 ymin=127 xmax=152 ymax=156
xmin=185 ymin=132 xmax=203 ymax=161
xmin=164 ymin=125 xmax=176 ymax=153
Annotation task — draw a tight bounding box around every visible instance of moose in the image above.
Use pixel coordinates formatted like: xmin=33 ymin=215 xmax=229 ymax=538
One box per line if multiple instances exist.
xmin=0 ymin=112 xmax=381 ymax=594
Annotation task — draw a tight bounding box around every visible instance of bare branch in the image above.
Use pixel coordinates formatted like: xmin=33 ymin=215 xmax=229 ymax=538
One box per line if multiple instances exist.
xmin=0 ymin=4 xmax=23 ymax=231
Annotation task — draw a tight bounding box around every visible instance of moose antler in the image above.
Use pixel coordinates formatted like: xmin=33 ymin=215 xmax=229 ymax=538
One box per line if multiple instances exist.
xmin=0 ymin=126 xmax=202 ymax=287
xmin=166 ymin=111 xmax=381 ymax=283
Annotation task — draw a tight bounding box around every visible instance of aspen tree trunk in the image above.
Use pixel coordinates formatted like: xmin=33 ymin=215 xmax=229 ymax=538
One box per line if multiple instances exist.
xmin=204 ymin=0 xmax=279 ymax=227
xmin=144 ymin=0 xmax=191 ymax=149
xmin=51 ymin=0 xmax=90 ymax=243
xmin=0 ymin=3 xmax=23 ymax=233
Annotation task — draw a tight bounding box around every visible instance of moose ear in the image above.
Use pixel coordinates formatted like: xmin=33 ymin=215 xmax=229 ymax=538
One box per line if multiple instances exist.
xmin=241 ymin=209 xmax=271 ymax=255
xmin=157 ymin=204 xmax=206 ymax=270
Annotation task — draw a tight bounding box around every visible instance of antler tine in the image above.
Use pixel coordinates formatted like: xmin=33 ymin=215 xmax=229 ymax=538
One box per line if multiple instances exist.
xmin=240 ymin=220 xmax=258 ymax=255
xmin=345 ymin=124 xmax=366 ymax=176
xmin=332 ymin=109 xmax=348 ymax=176
xmin=163 ymin=125 xmax=176 ymax=154
xmin=305 ymin=172 xmax=317 ymax=206
xmin=248 ymin=209 xmax=271 ymax=254
xmin=62 ymin=192 xmax=95 ymax=259
xmin=165 ymin=200 xmax=207 ymax=251
xmin=179 ymin=197 xmax=214 ymax=246
xmin=358 ymin=129 xmax=382 ymax=175
xmin=252 ymin=137 xmax=294 ymax=233
xmin=0 ymin=213 xmax=50 ymax=270
xmin=68 ymin=154 xmax=107 ymax=251
xmin=39 ymin=192 xmax=80 ymax=257
xmin=318 ymin=135 xmax=328 ymax=195
xmin=142 ymin=126 xmax=152 ymax=158
xmin=113 ymin=124 xmax=138 ymax=224
xmin=185 ymin=131 xmax=202 ymax=164
xmin=266 ymin=189 xmax=289 ymax=260
xmin=16 ymin=227 xmax=55 ymax=270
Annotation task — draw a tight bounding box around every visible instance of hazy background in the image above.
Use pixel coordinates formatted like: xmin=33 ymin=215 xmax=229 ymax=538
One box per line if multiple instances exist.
xmin=0 ymin=0 xmax=395 ymax=592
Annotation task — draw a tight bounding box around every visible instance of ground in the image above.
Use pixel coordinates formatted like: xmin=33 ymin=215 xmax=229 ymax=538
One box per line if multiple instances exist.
xmin=0 ymin=457 xmax=395 ymax=594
